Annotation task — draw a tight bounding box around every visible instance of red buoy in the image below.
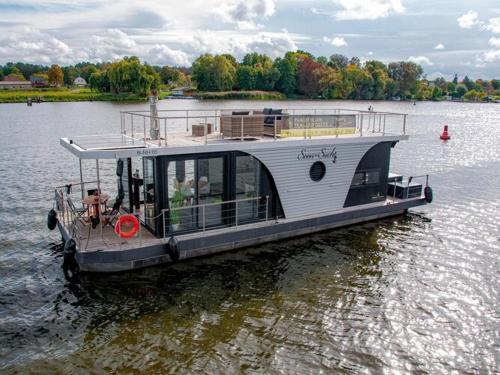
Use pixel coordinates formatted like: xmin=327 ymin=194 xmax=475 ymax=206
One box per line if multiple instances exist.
xmin=440 ymin=125 xmax=450 ymax=140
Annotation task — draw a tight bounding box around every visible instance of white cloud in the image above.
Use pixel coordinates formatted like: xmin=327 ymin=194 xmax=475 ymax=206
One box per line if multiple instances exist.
xmin=323 ymin=36 xmax=347 ymax=47
xmin=90 ymin=29 xmax=138 ymax=61
xmin=332 ymin=0 xmax=405 ymax=20
xmin=434 ymin=43 xmax=445 ymax=50
xmin=213 ymin=0 xmax=275 ymax=29
xmin=0 ymin=27 xmax=88 ymax=65
xmin=147 ymin=45 xmax=190 ymax=66
xmin=483 ymin=49 xmax=500 ymax=62
xmin=484 ymin=17 xmax=500 ymax=33
xmin=368 ymin=51 xmax=374 ymax=55
xmin=408 ymin=55 xmax=433 ymax=65
xmin=457 ymin=11 xmax=478 ymax=29
xmin=488 ymin=37 xmax=500 ymax=47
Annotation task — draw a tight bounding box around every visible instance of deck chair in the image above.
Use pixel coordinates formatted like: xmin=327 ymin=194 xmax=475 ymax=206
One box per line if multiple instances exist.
xmin=67 ymin=196 xmax=87 ymax=218
xmin=103 ymin=197 xmax=123 ymax=227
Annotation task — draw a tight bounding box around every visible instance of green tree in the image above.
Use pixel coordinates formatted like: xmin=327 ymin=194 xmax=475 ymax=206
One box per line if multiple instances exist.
xmin=388 ymin=61 xmax=423 ymax=98
xmin=463 ymin=89 xmax=486 ymax=101
xmin=431 ymin=86 xmax=442 ymax=101
xmin=5 ymin=66 xmax=26 ymax=80
xmin=160 ymin=66 xmax=181 ymax=85
xmin=462 ymin=75 xmax=475 ymax=91
xmin=274 ymin=57 xmax=296 ymax=95
xmin=106 ymin=57 xmax=160 ymax=96
xmin=452 ymin=74 xmax=458 ymax=84
xmin=491 ymin=79 xmax=500 ymax=90
xmin=242 ymin=53 xmax=272 ymax=68
xmin=364 ymin=60 xmax=389 ymax=99
xmin=328 ymin=54 xmax=349 ymax=70
xmin=47 ymin=64 xmax=64 ymax=86
xmin=192 ymin=54 xmax=235 ymax=91
xmin=89 ymin=70 xmax=110 ymax=92
xmin=456 ymin=84 xmax=467 ymax=97
xmin=235 ymin=65 xmax=256 ymax=90
xmin=62 ymin=66 xmax=79 ymax=86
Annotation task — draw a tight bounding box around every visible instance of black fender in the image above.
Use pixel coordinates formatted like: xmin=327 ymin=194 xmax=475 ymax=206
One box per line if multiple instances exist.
xmin=47 ymin=209 xmax=58 ymax=230
xmin=167 ymin=236 xmax=180 ymax=262
xmin=62 ymin=238 xmax=79 ymax=280
xmin=424 ymin=186 xmax=433 ymax=203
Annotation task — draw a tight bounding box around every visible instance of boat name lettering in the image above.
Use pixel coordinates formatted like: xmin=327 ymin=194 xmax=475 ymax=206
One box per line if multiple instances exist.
xmin=136 ymin=149 xmax=158 ymax=156
xmin=297 ymin=147 xmax=337 ymax=162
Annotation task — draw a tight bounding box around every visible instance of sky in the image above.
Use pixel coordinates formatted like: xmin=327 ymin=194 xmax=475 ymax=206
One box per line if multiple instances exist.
xmin=0 ymin=0 xmax=499 ymax=79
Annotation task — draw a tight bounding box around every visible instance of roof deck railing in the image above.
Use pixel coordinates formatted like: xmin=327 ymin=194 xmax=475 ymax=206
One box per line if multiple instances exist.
xmin=118 ymin=108 xmax=408 ymax=147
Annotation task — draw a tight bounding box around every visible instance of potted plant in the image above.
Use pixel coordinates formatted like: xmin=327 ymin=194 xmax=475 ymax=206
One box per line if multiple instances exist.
xmin=169 ymin=189 xmax=184 ymax=231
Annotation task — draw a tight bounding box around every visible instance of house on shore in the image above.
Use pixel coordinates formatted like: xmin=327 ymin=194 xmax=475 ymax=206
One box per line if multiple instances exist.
xmin=172 ymin=86 xmax=190 ymax=96
xmin=74 ymin=77 xmax=87 ymax=87
xmin=0 ymin=79 xmax=32 ymax=89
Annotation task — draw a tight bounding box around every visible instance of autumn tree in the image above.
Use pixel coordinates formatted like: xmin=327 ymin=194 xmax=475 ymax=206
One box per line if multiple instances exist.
xmin=297 ymin=57 xmax=325 ymax=97
xmin=47 ymin=64 xmax=64 ymax=86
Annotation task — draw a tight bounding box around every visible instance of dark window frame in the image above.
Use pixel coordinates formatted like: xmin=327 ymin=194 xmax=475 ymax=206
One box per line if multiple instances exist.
xmin=350 ymin=168 xmax=381 ymax=187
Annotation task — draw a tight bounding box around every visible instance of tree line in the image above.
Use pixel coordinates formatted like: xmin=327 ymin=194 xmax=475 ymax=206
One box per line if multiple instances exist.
xmin=1 ymin=52 xmax=499 ymax=101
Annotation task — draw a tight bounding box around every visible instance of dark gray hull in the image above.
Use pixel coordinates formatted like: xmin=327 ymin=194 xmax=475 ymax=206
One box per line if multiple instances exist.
xmin=63 ymin=198 xmax=426 ymax=273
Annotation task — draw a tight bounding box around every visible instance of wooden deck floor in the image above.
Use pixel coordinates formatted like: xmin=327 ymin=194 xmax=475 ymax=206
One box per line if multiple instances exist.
xmin=76 ymin=221 xmax=162 ymax=252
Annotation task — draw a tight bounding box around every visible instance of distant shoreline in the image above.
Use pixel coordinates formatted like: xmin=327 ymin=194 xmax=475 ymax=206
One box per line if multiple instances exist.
xmin=0 ymin=88 xmax=497 ymax=104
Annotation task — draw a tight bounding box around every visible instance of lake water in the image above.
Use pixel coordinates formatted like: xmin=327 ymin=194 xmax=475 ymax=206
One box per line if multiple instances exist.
xmin=0 ymin=100 xmax=499 ymax=373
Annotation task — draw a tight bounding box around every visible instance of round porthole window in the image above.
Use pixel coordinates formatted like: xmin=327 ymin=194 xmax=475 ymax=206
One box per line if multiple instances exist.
xmin=310 ymin=161 xmax=326 ymax=182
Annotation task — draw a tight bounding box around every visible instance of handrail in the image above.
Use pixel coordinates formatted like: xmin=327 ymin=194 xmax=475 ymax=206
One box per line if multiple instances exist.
xmin=162 ymin=195 xmax=269 ymax=236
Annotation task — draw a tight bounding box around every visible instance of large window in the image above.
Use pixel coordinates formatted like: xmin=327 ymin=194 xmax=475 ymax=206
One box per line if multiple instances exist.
xmin=197 ymin=157 xmax=224 ymax=227
xmin=160 ymin=152 xmax=281 ymax=236
xmin=167 ymin=160 xmax=195 ymax=232
xmin=236 ymin=155 xmax=261 ymax=222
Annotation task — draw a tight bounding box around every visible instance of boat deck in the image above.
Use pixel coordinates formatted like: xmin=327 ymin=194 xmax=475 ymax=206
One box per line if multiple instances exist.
xmin=69 ymin=196 xmax=422 ymax=253
xmin=74 ymin=220 xmax=160 ymax=252
xmin=62 ymin=107 xmax=409 ymax=159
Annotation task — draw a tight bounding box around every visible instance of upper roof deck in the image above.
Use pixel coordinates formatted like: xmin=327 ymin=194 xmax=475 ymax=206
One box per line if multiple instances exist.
xmin=61 ymin=107 xmax=409 ymax=159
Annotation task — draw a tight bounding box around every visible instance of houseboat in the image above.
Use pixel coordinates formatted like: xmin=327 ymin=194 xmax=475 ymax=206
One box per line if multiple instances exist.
xmin=48 ymin=100 xmax=433 ymax=273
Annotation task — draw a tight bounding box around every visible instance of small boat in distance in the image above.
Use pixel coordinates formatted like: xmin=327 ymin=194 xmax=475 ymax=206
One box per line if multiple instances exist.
xmin=49 ymin=102 xmax=433 ymax=273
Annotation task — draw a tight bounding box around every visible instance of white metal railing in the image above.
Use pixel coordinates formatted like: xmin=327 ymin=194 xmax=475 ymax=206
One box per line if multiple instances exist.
xmin=388 ymin=174 xmax=429 ymax=202
xmin=161 ymin=195 xmax=270 ymax=237
xmin=119 ymin=108 xmax=408 ymax=147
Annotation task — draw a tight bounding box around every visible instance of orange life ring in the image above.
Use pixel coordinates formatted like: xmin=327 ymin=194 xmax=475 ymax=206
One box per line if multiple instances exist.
xmin=115 ymin=214 xmax=139 ymax=239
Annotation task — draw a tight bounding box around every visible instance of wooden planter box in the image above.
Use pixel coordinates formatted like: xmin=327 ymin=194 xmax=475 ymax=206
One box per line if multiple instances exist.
xmin=192 ymin=123 xmax=213 ymax=137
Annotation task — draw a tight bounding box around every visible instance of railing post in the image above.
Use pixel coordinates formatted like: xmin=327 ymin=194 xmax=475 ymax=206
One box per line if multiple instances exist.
xmin=162 ymin=210 xmax=166 ymax=238
xmin=360 ymin=114 xmax=363 ymax=137
xmin=186 ymin=110 xmax=189 ymax=132
xmin=235 ymin=201 xmax=238 ymax=227
xmin=265 ymin=195 xmax=269 ymax=222
xmin=164 ymin=118 xmax=168 ymax=146
xmin=403 ymin=114 xmax=407 ymax=135
xmin=143 ymin=116 xmax=146 ymax=141
xmin=383 ymin=115 xmax=386 ymax=135
xmin=240 ymin=116 xmax=244 ymax=142
xmin=202 ymin=205 xmax=206 ymax=232
xmin=131 ymin=115 xmax=134 ymax=144
xmin=274 ymin=115 xmax=277 ymax=141
xmin=204 ymin=116 xmax=208 ymax=145
xmin=79 ymin=159 xmax=84 ymax=201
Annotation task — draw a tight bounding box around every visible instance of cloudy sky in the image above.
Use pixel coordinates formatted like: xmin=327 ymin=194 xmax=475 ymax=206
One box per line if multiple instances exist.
xmin=0 ymin=0 xmax=499 ymax=79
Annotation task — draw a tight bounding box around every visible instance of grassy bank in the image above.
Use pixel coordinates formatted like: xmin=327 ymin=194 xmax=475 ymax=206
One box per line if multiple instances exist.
xmin=196 ymin=90 xmax=286 ymax=100
xmin=0 ymin=88 xmax=151 ymax=103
